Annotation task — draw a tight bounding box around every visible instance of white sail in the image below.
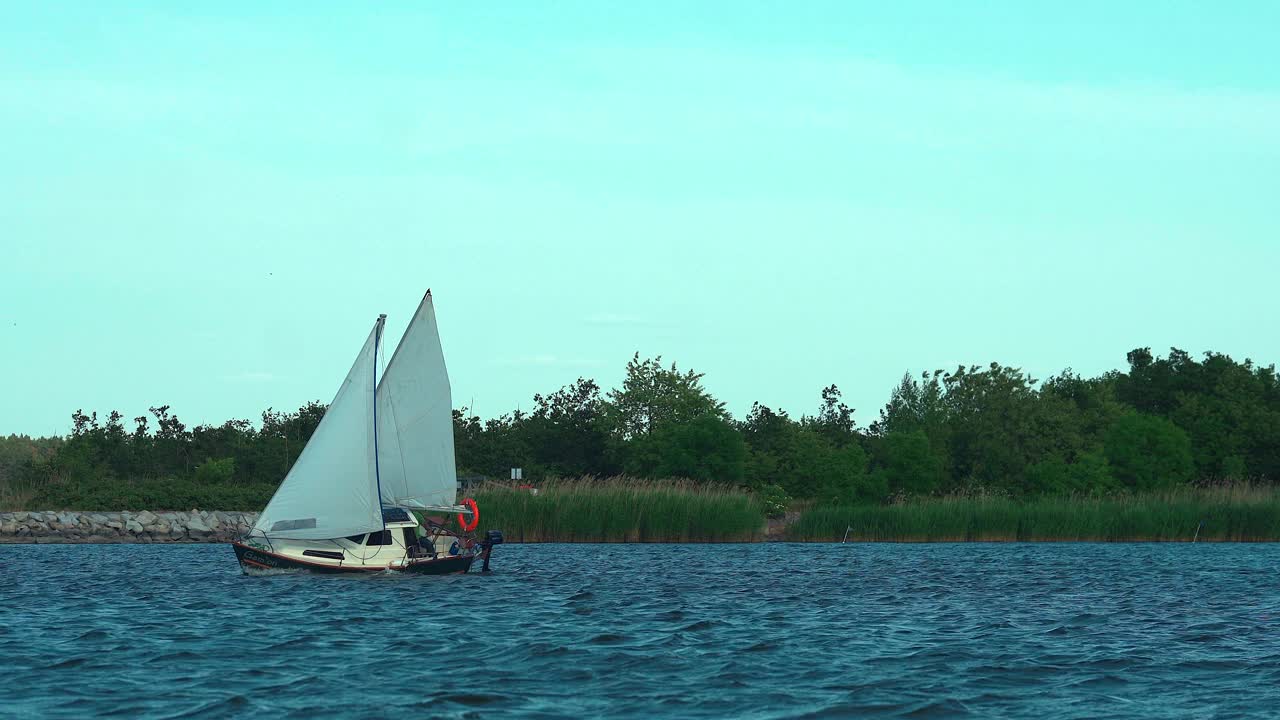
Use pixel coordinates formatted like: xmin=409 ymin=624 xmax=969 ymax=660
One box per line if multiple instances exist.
xmin=253 ymin=319 xmax=385 ymax=540
xmin=376 ymin=291 xmax=458 ymax=509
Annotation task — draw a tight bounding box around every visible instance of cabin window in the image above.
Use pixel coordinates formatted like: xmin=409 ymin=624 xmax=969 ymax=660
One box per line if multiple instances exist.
xmin=302 ymin=549 xmax=345 ymax=560
xmin=401 ymin=527 xmax=417 ymax=547
xmin=344 ymin=534 xmax=365 ymax=544
xmin=365 ymin=530 xmax=393 ymax=546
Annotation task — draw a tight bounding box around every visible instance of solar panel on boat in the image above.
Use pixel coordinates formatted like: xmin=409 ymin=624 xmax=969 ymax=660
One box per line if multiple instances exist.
xmin=382 ymin=508 xmax=411 ymax=523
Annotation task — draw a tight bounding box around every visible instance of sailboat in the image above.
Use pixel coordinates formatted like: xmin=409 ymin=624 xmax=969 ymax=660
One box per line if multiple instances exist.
xmin=231 ymin=291 xmax=502 ymax=574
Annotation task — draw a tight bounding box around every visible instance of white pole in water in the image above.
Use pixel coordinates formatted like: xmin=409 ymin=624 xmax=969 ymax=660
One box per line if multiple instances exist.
xmin=1193 ymin=521 xmax=1203 ymax=543
xmin=841 ymin=525 xmax=852 ymax=544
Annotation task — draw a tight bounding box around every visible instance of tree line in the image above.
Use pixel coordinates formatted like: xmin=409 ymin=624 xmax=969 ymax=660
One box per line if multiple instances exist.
xmin=2 ymin=347 xmax=1277 ymax=510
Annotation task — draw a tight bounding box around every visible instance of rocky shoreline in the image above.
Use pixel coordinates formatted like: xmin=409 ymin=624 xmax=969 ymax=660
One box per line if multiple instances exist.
xmin=0 ymin=510 xmax=259 ymax=543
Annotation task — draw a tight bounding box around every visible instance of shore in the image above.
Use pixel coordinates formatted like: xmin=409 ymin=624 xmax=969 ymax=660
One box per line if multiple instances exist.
xmin=0 ymin=511 xmax=258 ymax=544
xmin=789 ymin=488 xmax=1280 ymax=542
xmin=7 ymin=484 xmax=1280 ymax=544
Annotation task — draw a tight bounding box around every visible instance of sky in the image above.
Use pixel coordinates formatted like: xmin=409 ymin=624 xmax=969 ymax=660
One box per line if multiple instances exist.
xmin=2 ymin=1 xmax=1278 ymax=436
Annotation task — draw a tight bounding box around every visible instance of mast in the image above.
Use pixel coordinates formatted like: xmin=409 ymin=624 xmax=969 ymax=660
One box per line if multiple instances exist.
xmin=373 ymin=314 xmax=387 ymax=538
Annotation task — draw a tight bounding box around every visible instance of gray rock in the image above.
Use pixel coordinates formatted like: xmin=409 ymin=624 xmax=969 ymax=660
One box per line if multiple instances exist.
xmin=0 ymin=523 xmax=17 ymax=535
xmin=125 ymin=520 xmax=144 ymax=534
xmin=106 ymin=521 xmax=123 ymax=530
xmin=89 ymin=514 xmax=110 ymax=525
xmin=133 ymin=511 xmax=157 ymax=526
xmin=12 ymin=512 xmax=28 ymax=522
xmin=186 ymin=516 xmax=212 ymax=533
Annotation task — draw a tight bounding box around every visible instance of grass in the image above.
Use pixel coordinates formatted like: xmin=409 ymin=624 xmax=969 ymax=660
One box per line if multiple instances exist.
xmin=788 ymin=484 xmax=1280 ymax=542
xmin=470 ymin=476 xmax=766 ymax=542
xmin=11 ymin=472 xmax=1278 ymax=544
xmin=0 ymin=481 xmax=36 ymax=512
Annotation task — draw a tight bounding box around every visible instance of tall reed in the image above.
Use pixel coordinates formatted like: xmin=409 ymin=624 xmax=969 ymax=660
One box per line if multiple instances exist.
xmin=471 ymin=476 xmax=766 ymax=542
xmin=789 ymin=485 xmax=1280 ymax=542
xmin=0 ymin=480 xmax=36 ymax=511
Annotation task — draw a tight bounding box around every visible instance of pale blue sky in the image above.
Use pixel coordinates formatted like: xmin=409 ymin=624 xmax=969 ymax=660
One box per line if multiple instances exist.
xmin=3 ymin=2 xmax=1278 ymax=435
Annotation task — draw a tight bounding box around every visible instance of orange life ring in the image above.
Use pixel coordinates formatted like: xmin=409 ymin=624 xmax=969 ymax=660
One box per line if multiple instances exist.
xmin=458 ymin=498 xmax=480 ymax=532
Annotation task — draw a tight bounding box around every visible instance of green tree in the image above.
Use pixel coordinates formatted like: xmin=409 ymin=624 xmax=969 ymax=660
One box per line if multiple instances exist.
xmin=1104 ymin=412 xmax=1194 ymax=491
xmin=806 ymin=384 xmax=857 ymax=447
xmin=1116 ymin=348 xmax=1280 ymax=481
xmin=880 ymin=430 xmax=944 ymax=496
xmin=1026 ymin=451 xmax=1116 ymax=496
xmin=626 ymin=415 xmax=745 ymax=483
xmin=606 ymin=354 xmax=727 ymax=439
xmin=940 ymin=363 xmax=1077 ymax=492
xmin=452 ymin=409 xmax=533 ymax=479
xmin=814 ymin=441 xmax=885 ymax=506
xmin=524 ymin=378 xmax=618 ymax=478
xmin=872 ymin=371 xmax=948 ymax=438
xmin=741 ymin=402 xmax=793 ymax=489
xmin=742 ymin=403 xmax=872 ymax=499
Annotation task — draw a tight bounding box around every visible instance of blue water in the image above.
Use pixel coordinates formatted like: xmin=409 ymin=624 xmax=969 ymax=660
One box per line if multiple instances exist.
xmin=2 ymin=543 xmax=1279 ymax=719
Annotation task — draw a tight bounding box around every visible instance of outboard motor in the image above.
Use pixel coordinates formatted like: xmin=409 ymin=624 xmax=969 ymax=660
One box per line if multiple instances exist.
xmin=479 ymin=529 xmax=504 ymax=571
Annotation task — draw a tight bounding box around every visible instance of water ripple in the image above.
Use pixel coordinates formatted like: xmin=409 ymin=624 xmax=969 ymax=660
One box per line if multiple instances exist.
xmin=2 ymin=543 xmax=1280 ymax=718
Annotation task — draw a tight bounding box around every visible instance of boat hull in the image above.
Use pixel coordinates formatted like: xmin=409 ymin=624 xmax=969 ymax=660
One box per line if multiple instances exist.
xmin=232 ymin=541 xmax=476 ymax=575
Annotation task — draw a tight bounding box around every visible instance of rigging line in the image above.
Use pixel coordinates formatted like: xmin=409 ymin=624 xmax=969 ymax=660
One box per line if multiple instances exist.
xmin=343 ymin=530 xmax=382 ymax=563
xmin=325 ymin=537 xmax=354 ymax=567
xmin=390 ymin=396 xmax=409 ymax=503
xmin=373 ymin=315 xmax=386 ymax=537
xmin=394 ymin=528 xmax=411 ymax=565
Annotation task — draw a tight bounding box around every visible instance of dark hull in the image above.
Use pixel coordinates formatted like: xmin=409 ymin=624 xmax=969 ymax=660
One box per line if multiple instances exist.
xmin=404 ymin=554 xmax=476 ymax=575
xmin=232 ymin=542 xmax=476 ymax=575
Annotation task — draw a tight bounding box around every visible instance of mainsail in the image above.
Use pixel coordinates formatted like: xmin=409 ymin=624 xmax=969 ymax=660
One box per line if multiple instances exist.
xmin=252 ymin=319 xmax=385 ymax=540
xmin=376 ymin=291 xmax=459 ymax=510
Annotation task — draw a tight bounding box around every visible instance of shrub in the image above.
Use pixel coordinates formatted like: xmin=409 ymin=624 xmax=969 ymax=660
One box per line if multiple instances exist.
xmin=195 ymin=457 xmax=236 ymax=484
xmin=756 ymin=483 xmax=791 ymax=518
